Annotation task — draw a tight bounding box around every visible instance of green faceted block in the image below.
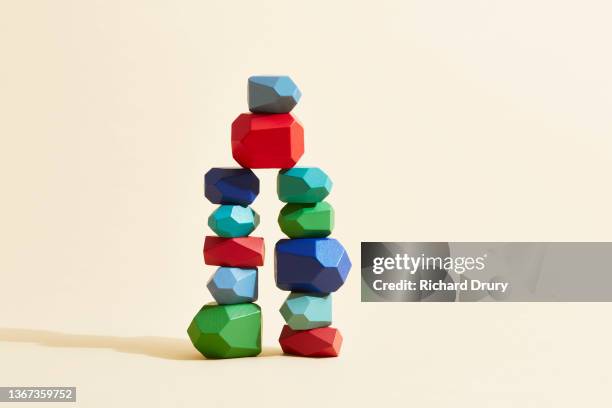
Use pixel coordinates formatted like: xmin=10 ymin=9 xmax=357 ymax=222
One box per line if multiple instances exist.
xmin=277 ymin=167 xmax=333 ymax=203
xmin=187 ymin=302 xmax=261 ymax=359
xmin=208 ymin=205 xmax=260 ymax=237
xmin=280 ymin=292 xmax=332 ymax=330
xmin=278 ymin=202 xmax=334 ymax=238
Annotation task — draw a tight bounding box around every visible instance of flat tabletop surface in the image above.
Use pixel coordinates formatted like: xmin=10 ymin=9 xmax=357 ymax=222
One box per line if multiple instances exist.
xmin=1 ymin=303 xmax=610 ymax=408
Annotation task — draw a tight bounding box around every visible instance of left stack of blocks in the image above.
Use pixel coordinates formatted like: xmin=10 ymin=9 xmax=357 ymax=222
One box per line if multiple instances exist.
xmin=188 ymin=168 xmax=264 ymax=358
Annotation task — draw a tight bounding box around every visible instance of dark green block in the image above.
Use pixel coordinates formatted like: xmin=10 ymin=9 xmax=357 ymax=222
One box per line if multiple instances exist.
xmin=278 ymin=202 xmax=334 ymax=238
xmin=187 ymin=302 xmax=261 ymax=359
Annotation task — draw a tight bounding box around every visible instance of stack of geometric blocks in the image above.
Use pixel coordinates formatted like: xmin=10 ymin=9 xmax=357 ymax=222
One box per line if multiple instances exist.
xmin=187 ymin=75 xmax=350 ymax=358
xmin=190 ymin=166 xmax=263 ymax=359
xmin=276 ymin=169 xmax=350 ymax=357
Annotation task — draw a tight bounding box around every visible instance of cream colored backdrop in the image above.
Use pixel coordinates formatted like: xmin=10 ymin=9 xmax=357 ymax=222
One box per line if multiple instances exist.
xmin=1 ymin=1 xmax=611 ymax=407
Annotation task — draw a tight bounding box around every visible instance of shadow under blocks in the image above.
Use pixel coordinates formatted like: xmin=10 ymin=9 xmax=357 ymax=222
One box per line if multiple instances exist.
xmin=0 ymin=328 xmax=283 ymax=360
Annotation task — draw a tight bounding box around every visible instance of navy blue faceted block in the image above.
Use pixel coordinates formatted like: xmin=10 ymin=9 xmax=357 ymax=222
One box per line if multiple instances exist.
xmin=275 ymin=238 xmax=351 ymax=293
xmin=204 ymin=168 xmax=259 ymax=206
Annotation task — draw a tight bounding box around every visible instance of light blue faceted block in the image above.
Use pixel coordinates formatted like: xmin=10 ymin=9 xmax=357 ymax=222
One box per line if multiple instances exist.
xmin=208 ymin=205 xmax=259 ymax=237
xmin=207 ymin=267 xmax=258 ymax=304
xmin=277 ymin=167 xmax=333 ymax=203
xmin=279 ymin=292 xmax=332 ymax=330
xmin=248 ymin=76 xmax=301 ymax=113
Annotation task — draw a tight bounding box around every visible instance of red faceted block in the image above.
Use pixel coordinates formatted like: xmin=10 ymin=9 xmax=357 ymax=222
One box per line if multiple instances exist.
xmin=279 ymin=325 xmax=343 ymax=357
xmin=204 ymin=236 xmax=264 ymax=267
xmin=231 ymin=113 xmax=304 ymax=169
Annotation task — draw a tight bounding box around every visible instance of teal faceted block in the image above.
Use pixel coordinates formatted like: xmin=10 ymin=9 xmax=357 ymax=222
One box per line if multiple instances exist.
xmin=208 ymin=205 xmax=259 ymax=237
xmin=207 ymin=267 xmax=258 ymax=304
xmin=248 ymin=76 xmax=301 ymax=113
xmin=277 ymin=167 xmax=333 ymax=203
xmin=279 ymin=292 xmax=332 ymax=330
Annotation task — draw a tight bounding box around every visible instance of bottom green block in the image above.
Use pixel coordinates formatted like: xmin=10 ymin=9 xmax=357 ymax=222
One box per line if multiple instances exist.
xmin=188 ymin=302 xmax=262 ymax=359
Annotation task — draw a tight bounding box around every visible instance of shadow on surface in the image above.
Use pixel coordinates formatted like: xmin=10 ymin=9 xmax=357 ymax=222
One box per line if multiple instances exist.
xmin=0 ymin=328 xmax=283 ymax=361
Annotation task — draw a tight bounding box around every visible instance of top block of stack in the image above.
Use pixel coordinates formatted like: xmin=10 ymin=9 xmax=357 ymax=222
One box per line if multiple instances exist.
xmin=232 ymin=76 xmax=304 ymax=169
xmin=248 ymin=76 xmax=301 ymax=114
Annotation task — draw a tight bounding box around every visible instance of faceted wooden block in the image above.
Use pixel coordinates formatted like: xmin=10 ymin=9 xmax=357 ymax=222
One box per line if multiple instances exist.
xmin=204 ymin=236 xmax=264 ymax=267
xmin=248 ymin=76 xmax=301 ymax=114
xmin=278 ymin=202 xmax=334 ymax=238
xmin=275 ymin=238 xmax=351 ymax=293
xmin=204 ymin=168 xmax=259 ymax=206
xmin=280 ymin=292 xmax=332 ymax=330
xmin=207 ymin=267 xmax=258 ymax=304
xmin=277 ymin=167 xmax=332 ymax=203
xmin=231 ymin=113 xmax=304 ymax=169
xmin=208 ymin=205 xmax=260 ymax=237
xmin=188 ymin=303 xmax=262 ymax=359
xmin=279 ymin=325 xmax=342 ymax=357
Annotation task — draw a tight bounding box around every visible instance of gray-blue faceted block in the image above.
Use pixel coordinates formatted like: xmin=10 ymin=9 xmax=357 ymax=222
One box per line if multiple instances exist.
xmin=207 ymin=267 xmax=258 ymax=304
xmin=248 ymin=76 xmax=301 ymax=114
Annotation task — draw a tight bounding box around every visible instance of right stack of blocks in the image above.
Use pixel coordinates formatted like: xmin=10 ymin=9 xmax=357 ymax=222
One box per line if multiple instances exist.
xmin=276 ymin=168 xmax=351 ymax=357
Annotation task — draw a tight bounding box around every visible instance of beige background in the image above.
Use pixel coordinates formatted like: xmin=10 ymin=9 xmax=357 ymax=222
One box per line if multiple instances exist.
xmin=1 ymin=0 xmax=611 ymax=407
